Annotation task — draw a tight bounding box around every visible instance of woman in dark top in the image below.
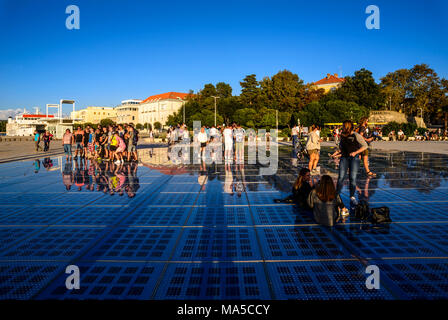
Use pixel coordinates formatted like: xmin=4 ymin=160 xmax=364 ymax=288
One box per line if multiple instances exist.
xmin=336 ymin=120 xmax=368 ymax=206
xmin=308 ymin=175 xmax=348 ymax=227
xmin=275 ymin=168 xmax=313 ymax=208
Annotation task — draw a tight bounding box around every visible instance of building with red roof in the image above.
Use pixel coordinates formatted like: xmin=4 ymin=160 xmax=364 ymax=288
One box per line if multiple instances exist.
xmin=139 ymin=92 xmax=190 ymax=128
xmin=313 ymin=73 xmax=345 ymax=93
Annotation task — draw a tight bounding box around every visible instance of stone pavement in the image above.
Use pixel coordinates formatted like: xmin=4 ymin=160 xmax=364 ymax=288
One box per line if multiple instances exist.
xmin=0 ymin=140 xmax=64 ymax=163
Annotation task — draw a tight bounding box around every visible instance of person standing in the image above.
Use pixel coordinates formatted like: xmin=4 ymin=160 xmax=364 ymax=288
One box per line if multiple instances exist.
xmin=42 ymin=131 xmax=52 ymax=152
xmin=198 ymin=127 xmax=208 ymax=159
xmin=82 ymin=126 xmax=90 ymax=158
xmin=126 ymin=126 xmax=138 ymax=162
xmin=356 ymin=117 xmax=376 ymax=176
xmin=73 ymin=127 xmax=84 ymax=159
xmin=62 ymin=129 xmax=74 ymax=161
xmin=34 ymin=130 xmax=41 ymax=152
xmin=306 ymin=125 xmax=322 ymax=174
xmin=336 ymin=120 xmax=368 ymax=206
xmin=234 ymin=124 xmax=245 ymax=163
xmin=223 ymin=124 xmax=234 ymax=162
xmin=291 ymin=125 xmax=299 ymax=150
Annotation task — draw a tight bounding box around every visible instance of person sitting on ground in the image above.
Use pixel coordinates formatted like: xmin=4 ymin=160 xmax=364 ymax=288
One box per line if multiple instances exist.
xmin=307 ymin=175 xmax=348 ymax=227
xmin=274 ymin=168 xmax=313 ymax=208
xmin=397 ymin=129 xmax=405 ymax=141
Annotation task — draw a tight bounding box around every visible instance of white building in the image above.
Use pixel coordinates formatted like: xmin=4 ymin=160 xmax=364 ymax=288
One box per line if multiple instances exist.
xmin=115 ymin=99 xmax=142 ymax=124
xmin=6 ymin=101 xmax=76 ymax=138
xmin=139 ymin=92 xmax=189 ymax=128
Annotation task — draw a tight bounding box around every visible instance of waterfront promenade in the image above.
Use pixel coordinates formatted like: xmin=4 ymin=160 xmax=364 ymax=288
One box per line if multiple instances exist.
xmin=2 ymin=139 xmax=448 ymax=164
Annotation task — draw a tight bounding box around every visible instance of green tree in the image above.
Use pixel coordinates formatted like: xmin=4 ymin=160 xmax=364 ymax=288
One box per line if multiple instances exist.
xmin=259 ymin=70 xmax=306 ymax=112
xmin=100 ymin=118 xmax=115 ymax=127
xmin=200 ymin=84 xmax=217 ymax=98
xmin=216 ymin=82 xmax=232 ymax=98
xmin=154 ymin=122 xmax=162 ymax=130
xmin=325 ymin=68 xmax=384 ymax=110
xmin=408 ymin=64 xmax=443 ymax=121
xmin=380 ymin=68 xmax=412 ymax=111
xmin=240 ymin=74 xmax=260 ymax=107
xmin=0 ymin=120 xmax=6 ymax=132
xmin=136 ymin=123 xmax=143 ymax=130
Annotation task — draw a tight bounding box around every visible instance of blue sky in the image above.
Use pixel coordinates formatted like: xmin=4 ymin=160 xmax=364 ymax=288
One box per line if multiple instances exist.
xmin=0 ymin=0 xmax=447 ymax=118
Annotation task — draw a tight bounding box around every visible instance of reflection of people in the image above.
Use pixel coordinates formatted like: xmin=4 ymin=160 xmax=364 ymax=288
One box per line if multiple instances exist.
xmin=33 ymin=159 xmax=40 ymax=173
xmin=224 ymin=162 xmax=233 ymax=195
xmin=62 ymin=161 xmax=73 ymax=190
xmin=198 ymin=160 xmax=208 ymax=191
xmin=307 ymin=175 xmax=348 ymax=227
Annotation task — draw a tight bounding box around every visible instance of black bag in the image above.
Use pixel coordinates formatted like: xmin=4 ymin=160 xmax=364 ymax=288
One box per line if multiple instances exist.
xmin=371 ymin=207 xmax=392 ymax=224
xmin=354 ymin=201 xmax=370 ymax=221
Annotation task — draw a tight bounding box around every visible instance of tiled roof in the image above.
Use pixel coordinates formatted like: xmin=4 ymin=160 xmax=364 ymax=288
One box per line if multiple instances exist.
xmin=314 ymin=74 xmax=345 ymax=85
xmin=141 ymin=92 xmax=190 ymax=104
xmin=22 ymin=114 xmax=55 ymax=118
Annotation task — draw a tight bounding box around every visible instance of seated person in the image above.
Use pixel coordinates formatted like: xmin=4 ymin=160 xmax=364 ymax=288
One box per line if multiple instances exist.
xmin=274 ymin=168 xmax=313 ymax=208
xmin=307 ymin=175 xmax=348 ymax=227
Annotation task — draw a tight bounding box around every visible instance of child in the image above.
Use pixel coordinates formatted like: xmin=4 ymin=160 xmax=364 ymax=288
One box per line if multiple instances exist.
xmin=307 ymin=175 xmax=349 ymax=227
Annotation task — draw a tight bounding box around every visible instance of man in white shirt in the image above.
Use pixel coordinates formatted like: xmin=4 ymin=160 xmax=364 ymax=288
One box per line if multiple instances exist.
xmin=223 ymin=124 xmax=233 ymax=161
xmin=198 ymin=126 xmax=208 ymax=159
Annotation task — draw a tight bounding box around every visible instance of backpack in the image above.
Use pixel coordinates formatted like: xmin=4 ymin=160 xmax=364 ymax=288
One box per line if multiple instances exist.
xmin=133 ymin=130 xmax=139 ymax=144
xmin=371 ymin=207 xmax=392 ymax=224
xmin=354 ymin=200 xmax=370 ymax=221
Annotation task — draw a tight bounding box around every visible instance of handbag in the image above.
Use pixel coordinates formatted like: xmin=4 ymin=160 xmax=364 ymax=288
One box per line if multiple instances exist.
xmin=354 ymin=201 xmax=370 ymax=221
xmin=371 ymin=207 xmax=392 ymax=224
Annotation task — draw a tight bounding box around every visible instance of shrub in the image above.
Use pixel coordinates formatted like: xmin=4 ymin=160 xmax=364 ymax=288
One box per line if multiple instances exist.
xmin=417 ymin=127 xmax=428 ymax=135
xmin=382 ymin=122 xmax=401 ymax=136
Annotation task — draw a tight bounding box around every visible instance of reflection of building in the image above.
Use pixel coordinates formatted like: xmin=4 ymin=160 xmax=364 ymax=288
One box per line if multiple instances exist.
xmin=139 ymin=92 xmax=189 ymax=128
xmin=71 ymin=106 xmax=116 ymax=124
xmin=313 ymin=73 xmax=345 ymax=93
xmin=115 ymin=99 xmax=142 ymax=124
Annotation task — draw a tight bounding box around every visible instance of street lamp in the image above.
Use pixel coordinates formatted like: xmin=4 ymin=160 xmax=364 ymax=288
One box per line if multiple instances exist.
xmin=177 ymin=97 xmax=185 ymax=124
xmin=211 ymin=96 xmax=220 ymax=127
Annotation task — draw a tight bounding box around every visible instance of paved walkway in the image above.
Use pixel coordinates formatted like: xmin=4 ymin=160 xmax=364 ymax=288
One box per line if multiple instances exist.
xmin=0 ymin=140 xmax=64 ymax=163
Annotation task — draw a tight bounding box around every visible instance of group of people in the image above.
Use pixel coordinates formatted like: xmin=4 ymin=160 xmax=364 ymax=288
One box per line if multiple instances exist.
xmin=62 ymin=123 xmax=139 ymax=165
xmin=283 ymin=118 xmax=375 ymax=227
xmin=303 ymin=117 xmax=376 ymax=177
xmin=33 ymin=130 xmax=54 ymax=152
xmin=168 ymin=123 xmax=256 ymax=163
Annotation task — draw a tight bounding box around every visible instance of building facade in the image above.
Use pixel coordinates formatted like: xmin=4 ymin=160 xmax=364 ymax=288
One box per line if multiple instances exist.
xmin=6 ymin=114 xmax=74 ymax=138
xmin=115 ymin=99 xmax=142 ymax=124
xmin=71 ymin=106 xmax=116 ymax=124
xmin=139 ymin=92 xmax=189 ymax=128
xmin=313 ymin=73 xmax=345 ymax=93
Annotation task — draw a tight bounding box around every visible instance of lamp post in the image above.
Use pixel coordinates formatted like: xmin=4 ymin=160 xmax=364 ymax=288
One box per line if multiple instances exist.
xmin=211 ymin=96 xmax=220 ymax=127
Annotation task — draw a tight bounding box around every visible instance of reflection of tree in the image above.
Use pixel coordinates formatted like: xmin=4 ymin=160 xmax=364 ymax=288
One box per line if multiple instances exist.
xmin=381 ymin=151 xmax=448 ymax=192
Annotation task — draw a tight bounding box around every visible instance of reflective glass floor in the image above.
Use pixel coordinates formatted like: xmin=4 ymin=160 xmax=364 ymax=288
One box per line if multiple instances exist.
xmin=1 ymin=145 xmax=448 ymax=300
